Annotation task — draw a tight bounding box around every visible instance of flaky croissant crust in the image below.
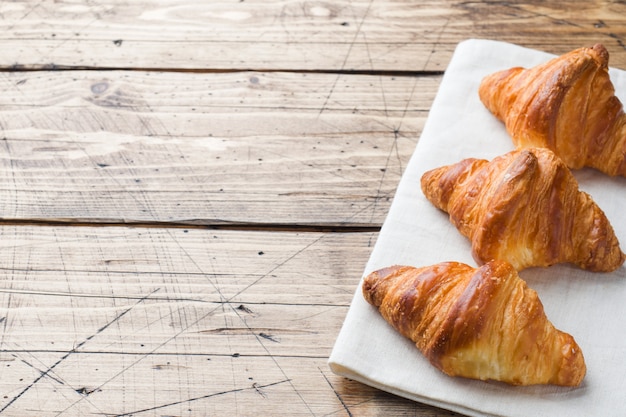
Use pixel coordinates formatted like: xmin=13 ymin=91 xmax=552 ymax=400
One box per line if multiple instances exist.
xmin=363 ymin=261 xmax=586 ymax=386
xmin=479 ymin=43 xmax=626 ymax=177
xmin=420 ymin=147 xmax=624 ymax=272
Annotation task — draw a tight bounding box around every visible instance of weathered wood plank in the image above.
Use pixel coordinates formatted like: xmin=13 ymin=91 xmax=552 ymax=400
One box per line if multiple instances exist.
xmin=0 ymin=70 xmax=433 ymax=226
xmin=0 ymin=226 xmax=374 ymax=354
xmin=0 ymin=353 xmax=460 ymax=416
xmin=1 ymin=0 xmax=626 ymax=71
xmin=0 ymin=225 xmax=461 ymax=416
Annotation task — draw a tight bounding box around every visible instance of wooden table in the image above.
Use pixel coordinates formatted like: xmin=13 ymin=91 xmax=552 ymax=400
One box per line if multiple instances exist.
xmin=1 ymin=1 xmax=625 ymax=415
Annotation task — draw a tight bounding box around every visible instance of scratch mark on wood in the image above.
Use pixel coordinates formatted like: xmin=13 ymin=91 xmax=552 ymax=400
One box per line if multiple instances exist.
xmin=319 ymin=367 xmax=353 ymax=417
xmin=0 ymin=288 xmax=160 ymax=414
xmin=478 ymin=1 xmax=582 ymax=28
xmin=396 ymin=75 xmax=420 ymax=134
xmin=361 ymin=29 xmax=390 ymax=120
xmin=318 ymin=0 xmax=374 ymax=116
xmin=112 ymin=379 xmax=291 ymax=417
xmin=252 ymin=382 xmax=268 ymax=398
xmin=368 ymin=133 xmax=399 ymax=223
xmin=196 ymin=327 xmax=312 ymax=336
xmin=11 ymin=354 xmax=65 ymax=385
xmin=231 ymin=235 xmax=325 ymax=300
xmin=422 ymin=17 xmax=450 ymax=71
xmin=75 ymin=386 xmax=99 ymax=396
xmin=236 ymin=304 xmax=254 ymax=314
xmin=609 ymin=33 xmax=626 ymax=51
xmin=223 ymin=239 xmax=328 ymax=416
xmin=152 ymin=362 xmax=188 ymax=371
xmin=258 ymin=332 xmax=280 ymax=343
xmin=0 ymin=286 xmax=204 ymax=304
xmin=0 ymin=222 xmax=20 ymax=361
xmin=54 ymin=235 xmax=324 ymax=415
xmin=339 ymin=190 xmax=393 ymax=226
xmin=4 ymin=1 xmax=41 ymax=32
xmin=39 ymin=4 xmax=113 ymax=60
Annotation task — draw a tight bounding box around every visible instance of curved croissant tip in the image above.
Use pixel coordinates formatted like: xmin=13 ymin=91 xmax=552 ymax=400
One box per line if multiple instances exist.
xmin=590 ymin=43 xmax=607 ymax=52
xmin=589 ymin=43 xmax=609 ymax=64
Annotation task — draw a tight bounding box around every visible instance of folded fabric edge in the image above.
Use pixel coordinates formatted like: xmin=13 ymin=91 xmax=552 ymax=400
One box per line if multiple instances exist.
xmin=327 ymin=361 xmax=495 ymax=417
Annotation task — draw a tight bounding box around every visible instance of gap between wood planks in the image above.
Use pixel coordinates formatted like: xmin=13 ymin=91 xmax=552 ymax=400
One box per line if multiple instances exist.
xmin=0 ymin=65 xmax=444 ymax=77
xmin=0 ymin=218 xmax=381 ymax=233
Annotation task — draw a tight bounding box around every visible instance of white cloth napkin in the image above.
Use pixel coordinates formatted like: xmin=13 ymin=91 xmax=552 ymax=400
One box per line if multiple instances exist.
xmin=329 ymin=39 xmax=626 ymax=417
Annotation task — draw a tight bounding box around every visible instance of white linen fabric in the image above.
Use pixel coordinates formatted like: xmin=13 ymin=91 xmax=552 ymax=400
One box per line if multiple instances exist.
xmin=328 ymin=39 xmax=626 ymax=417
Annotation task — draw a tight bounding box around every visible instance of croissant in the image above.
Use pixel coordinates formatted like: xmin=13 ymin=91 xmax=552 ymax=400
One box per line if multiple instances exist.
xmin=420 ymin=147 xmax=624 ymax=272
xmin=362 ymin=260 xmax=586 ymax=386
xmin=479 ymin=43 xmax=626 ymax=177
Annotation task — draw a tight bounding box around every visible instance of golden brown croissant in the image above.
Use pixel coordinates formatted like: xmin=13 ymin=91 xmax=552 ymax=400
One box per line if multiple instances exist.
xmin=363 ymin=260 xmax=586 ymax=386
xmin=420 ymin=147 xmax=624 ymax=272
xmin=479 ymin=43 xmax=626 ymax=177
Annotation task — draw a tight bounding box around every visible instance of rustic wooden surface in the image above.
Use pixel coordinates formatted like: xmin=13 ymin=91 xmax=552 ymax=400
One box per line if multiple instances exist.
xmin=2 ymin=1 xmax=626 ymax=72
xmin=1 ymin=1 xmax=625 ymax=416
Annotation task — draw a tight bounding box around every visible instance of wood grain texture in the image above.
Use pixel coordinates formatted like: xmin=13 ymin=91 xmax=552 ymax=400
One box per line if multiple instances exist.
xmin=1 ymin=353 xmax=459 ymax=416
xmin=1 ymin=0 xmax=626 ymax=71
xmin=0 ymin=225 xmax=460 ymax=416
xmin=0 ymin=226 xmax=374 ymax=354
xmin=6 ymin=1 xmax=617 ymax=416
xmin=0 ymin=70 xmax=433 ymax=226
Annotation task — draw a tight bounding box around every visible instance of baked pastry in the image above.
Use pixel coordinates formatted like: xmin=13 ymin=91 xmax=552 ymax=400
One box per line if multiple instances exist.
xmin=479 ymin=44 xmax=626 ymax=177
xmin=362 ymin=260 xmax=586 ymax=386
xmin=420 ymin=147 xmax=624 ymax=272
